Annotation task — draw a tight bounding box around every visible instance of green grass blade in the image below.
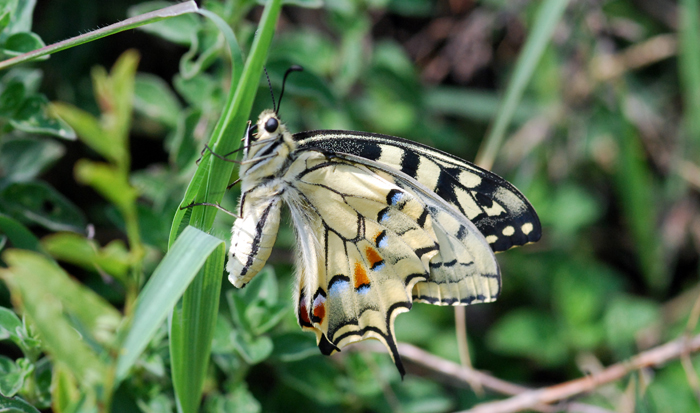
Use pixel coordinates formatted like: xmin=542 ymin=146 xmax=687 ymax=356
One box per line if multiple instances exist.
xmin=169 ymin=247 xmax=225 ymax=413
xmin=197 ymin=9 xmax=245 ymax=84
xmin=168 ymin=8 xmax=246 ymax=246
xmin=0 ymin=1 xmax=199 ymax=71
xmin=191 ymin=0 xmax=283 ymax=231
xmin=680 ymin=0 xmax=700 ymax=154
xmin=167 ymin=2 xmax=283 ymax=411
xmin=476 ymin=0 xmax=570 ymax=169
xmin=115 ymin=226 xmax=224 ymax=381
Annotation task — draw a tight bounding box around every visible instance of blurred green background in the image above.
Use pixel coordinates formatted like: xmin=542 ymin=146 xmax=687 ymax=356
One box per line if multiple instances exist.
xmin=1 ymin=0 xmax=700 ymax=412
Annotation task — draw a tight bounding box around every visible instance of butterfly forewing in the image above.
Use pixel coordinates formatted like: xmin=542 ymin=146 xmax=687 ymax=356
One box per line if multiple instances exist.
xmin=293 ymin=130 xmax=542 ymax=252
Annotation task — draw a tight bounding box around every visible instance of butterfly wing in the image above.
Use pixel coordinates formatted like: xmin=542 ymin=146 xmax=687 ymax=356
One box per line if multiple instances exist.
xmin=282 ymin=150 xmax=499 ymax=375
xmin=293 ymin=130 xmax=541 ymax=253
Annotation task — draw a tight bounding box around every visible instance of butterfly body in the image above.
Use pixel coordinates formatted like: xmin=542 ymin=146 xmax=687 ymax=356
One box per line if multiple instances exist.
xmin=228 ymin=109 xmax=541 ymax=376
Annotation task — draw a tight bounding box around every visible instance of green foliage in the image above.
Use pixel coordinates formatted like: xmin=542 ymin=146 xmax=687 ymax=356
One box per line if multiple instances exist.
xmin=0 ymin=0 xmax=699 ymax=412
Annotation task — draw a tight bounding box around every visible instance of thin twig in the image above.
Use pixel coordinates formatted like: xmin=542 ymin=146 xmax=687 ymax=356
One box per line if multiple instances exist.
xmin=454 ymin=307 xmax=484 ymax=395
xmin=357 ymin=342 xmax=615 ymax=413
xmin=681 ymin=293 xmax=700 ymax=408
xmin=459 ymin=333 xmax=700 ymax=413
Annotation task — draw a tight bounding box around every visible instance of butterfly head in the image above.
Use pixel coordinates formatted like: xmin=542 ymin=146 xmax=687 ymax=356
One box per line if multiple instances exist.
xmin=239 ymin=109 xmax=296 ymax=180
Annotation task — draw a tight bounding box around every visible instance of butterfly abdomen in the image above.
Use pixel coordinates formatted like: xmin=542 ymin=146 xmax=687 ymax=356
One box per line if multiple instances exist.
xmin=227 ymin=193 xmax=282 ymax=288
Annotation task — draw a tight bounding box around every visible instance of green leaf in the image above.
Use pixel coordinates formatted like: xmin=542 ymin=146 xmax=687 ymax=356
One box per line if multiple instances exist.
xmin=270 ymin=332 xmax=318 ymax=362
xmin=73 ymin=160 xmax=137 ymax=213
xmin=2 ymin=32 xmax=45 ymax=57
xmin=0 ymin=136 xmax=64 ymax=182
xmin=487 ymin=309 xmax=568 ymax=367
xmin=0 ymin=8 xmax=11 ymax=35
xmin=0 ymin=356 xmax=28 ymax=397
xmin=179 ymin=26 xmax=224 ymax=79
xmin=50 ymin=103 xmax=112 ymax=158
xmin=0 ymin=393 xmax=40 ymax=413
xmin=91 ymin=50 xmax=139 ymax=152
xmin=31 ymin=358 xmax=51 ymax=410
xmin=231 ymin=330 xmax=273 ymax=365
xmin=541 ymin=184 xmax=602 ymax=237
xmin=0 ymin=250 xmax=110 ymax=387
xmin=203 ymin=384 xmax=261 ymax=413
xmin=128 ymin=1 xmax=200 ymax=46
xmin=0 ymin=80 xmax=25 ymax=115
xmin=10 ymin=95 xmax=75 ymax=139
xmin=41 ymin=233 xmax=131 ymax=281
xmin=280 ymin=357 xmax=344 ymax=404
xmin=169 ymin=244 xmax=225 ymax=413
xmin=395 ymin=378 xmax=454 ymax=413
xmin=605 ymin=295 xmax=661 ymax=358
xmin=50 ymin=363 xmax=80 ymax=413
xmin=116 ymin=226 xmax=224 ymax=381
xmin=133 ymin=73 xmax=181 ymax=128
xmin=0 ymin=181 xmax=86 ymax=232
xmin=173 ymin=73 xmax=218 ymax=108
xmin=0 ymin=213 xmax=42 ymax=252
xmin=4 ymin=0 xmax=36 ymax=34
xmin=0 ymin=307 xmax=21 ymax=343
xmin=1 ymin=249 xmax=121 ymax=346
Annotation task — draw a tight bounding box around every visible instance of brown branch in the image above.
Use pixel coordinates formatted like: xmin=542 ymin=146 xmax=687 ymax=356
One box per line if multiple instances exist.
xmin=357 ymin=342 xmax=615 ymax=413
xmin=458 ymin=333 xmax=700 ymax=413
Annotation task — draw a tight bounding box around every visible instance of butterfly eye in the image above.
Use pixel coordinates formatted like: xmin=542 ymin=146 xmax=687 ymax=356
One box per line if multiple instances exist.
xmin=264 ymin=118 xmax=279 ymax=133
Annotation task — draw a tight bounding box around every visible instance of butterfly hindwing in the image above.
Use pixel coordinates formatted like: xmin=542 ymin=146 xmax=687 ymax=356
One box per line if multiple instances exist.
xmin=282 ymin=150 xmax=499 ymax=374
xmin=293 ymin=130 xmax=542 ymax=252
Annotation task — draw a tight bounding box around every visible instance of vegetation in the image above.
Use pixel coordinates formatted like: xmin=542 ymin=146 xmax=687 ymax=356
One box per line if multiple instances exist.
xmin=0 ymin=0 xmax=699 ymax=412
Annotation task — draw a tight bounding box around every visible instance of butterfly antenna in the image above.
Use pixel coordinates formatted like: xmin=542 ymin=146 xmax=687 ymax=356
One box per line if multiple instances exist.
xmin=277 ymin=65 xmax=303 ymax=115
xmin=264 ymin=67 xmax=277 ymax=113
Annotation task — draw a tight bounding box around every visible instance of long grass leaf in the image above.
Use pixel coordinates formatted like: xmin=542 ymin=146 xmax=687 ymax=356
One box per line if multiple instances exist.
xmin=167 ymin=2 xmax=283 ymax=411
xmin=169 ymin=247 xmax=225 ymax=413
xmin=680 ymin=0 xmax=700 ymax=153
xmin=115 ymin=226 xmax=224 ymax=381
xmin=0 ymin=1 xmax=199 ymax=71
xmin=476 ymin=0 xmax=570 ymax=169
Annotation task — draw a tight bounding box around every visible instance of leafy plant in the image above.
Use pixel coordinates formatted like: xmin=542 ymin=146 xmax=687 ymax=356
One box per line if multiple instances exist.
xmin=2 ymin=0 xmax=700 ymax=412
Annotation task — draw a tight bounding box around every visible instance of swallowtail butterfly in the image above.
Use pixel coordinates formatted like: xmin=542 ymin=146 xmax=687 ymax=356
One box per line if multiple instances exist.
xmin=225 ymin=72 xmax=541 ymax=376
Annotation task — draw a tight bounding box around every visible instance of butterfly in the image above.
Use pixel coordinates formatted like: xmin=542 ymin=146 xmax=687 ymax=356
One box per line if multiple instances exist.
xmin=224 ymin=70 xmax=541 ymax=377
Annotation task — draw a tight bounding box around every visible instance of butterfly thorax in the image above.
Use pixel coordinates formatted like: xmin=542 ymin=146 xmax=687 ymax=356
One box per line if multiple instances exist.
xmin=227 ymin=110 xmax=297 ymax=287
xmin=238 ymin=109 xmax=297 ymax=193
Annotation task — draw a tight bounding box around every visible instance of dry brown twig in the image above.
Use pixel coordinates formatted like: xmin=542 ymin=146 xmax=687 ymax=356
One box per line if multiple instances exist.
xmin=359 ymin=332 xmax=700 ymax=413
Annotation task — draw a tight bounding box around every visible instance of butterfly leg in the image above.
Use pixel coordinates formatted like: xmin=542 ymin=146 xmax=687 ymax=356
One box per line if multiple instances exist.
xmin=196 ymin=121 xmax=255 ymax=164
xmin=179 ymin=201 xmax=240 ymax=219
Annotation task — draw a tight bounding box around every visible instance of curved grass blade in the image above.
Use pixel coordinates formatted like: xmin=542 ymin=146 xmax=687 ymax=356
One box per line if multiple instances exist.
xmin=0 ymin=1 xmax=199 ymax=71
xmin=169 ymin=245 xmax=225 ymax=413
xmin=115 ymin=226 xmax=224 ymax=381
xmin=167 ymin=2 xmax=283 ymax=412
xmin=476 ymin=0 xmax=570 ymax=170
